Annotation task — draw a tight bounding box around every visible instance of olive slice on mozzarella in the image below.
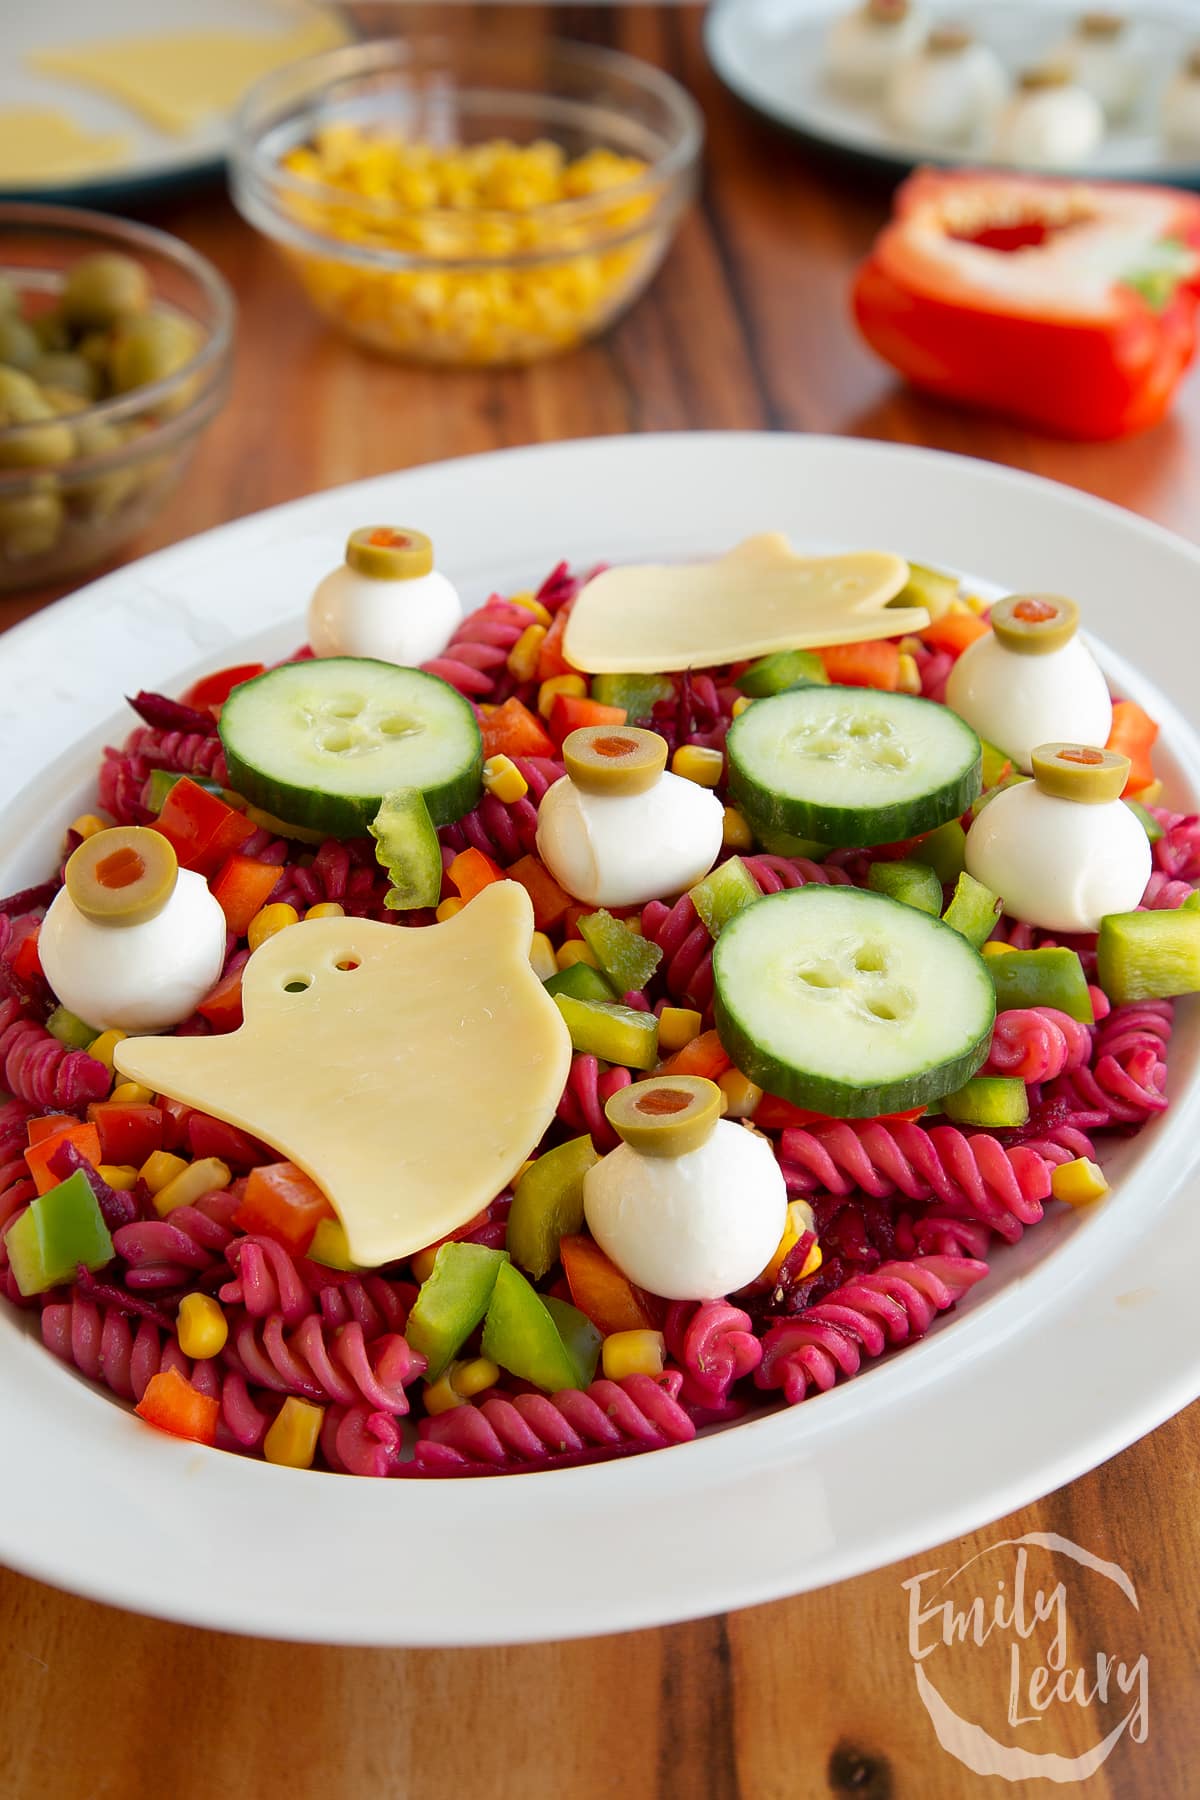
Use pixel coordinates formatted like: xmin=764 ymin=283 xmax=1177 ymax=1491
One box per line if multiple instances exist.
xmin=604 ymin=1075 xmax=723 ymax=1156
xmin=1030 ymin=742 xmax=1130 ymax=802
xmin=563 ymin=725 xmax=668 ymax=796
xmin=344 ymin=525 xmax=434 ymax=579
xmin=989 ymin=593 xmax=1080 ymax=654
xmin=65 ymin=826 xmax=178 ymax=927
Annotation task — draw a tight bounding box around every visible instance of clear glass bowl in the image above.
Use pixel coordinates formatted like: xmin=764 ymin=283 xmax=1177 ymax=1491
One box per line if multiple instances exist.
xmin=230 ymin=31 xmax=703 ymax=367
xmin=0 ymin=204 xmax=234 ymax=596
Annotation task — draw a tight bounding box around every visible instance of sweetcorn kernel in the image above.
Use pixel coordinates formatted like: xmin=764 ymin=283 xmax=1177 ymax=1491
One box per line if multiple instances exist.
xmin=70 ymin=812 xmax=113 ymax=840
xmin=529 ymin=931 xmax=558 ymax=982
xmin=1051 ymin=1157 xmax=1109 ymax=1207
xmin=718 ymin=1069 xmax=763 ymax=1119
xmin=264 ymin=1396 xmax=324 ymax=1469
xmin=483 ymin=754 xmax=529 ymax=803
xmin=306 ymin=902 xmax=345 ymax=920
xmin=139 ymin=1150 xmax=189 ymax=1194
xmin=453 ymin=1357 xmax=500 ymax=1398
xmin=110 ymin=1081 xmax=153 ymax=1105
xmin=411 ymin=1245 xmax=439 ymax=1284
xmin=177 ymin=1293 xmax=228 ymax=1360
xmin=507 ymin=623 xmax=546 ymax=682
xmin=423 ymin=1371 xmax=465 ymax=1415
xmin=538 ymin=674 xmax=587 ymax=717
xmin=436 ymin=897 xmax=465 ymax=923
xmin=671 ymin=746 xmax=724 ymax=788
xmin=897 ymin=653 xmax=921 ymax=695
xmin=657 ymin=1006 xmax=702 ymax=1053
xmin=981 ymin=940 xmax=1017 ymax=959
xmin=731 ymin=695 xmax=755 ymax=719
xmin=87 ymin=1029 xmax=126 ymax=1072
xmin=508 ymin=591 xmax=552 ymax=626
xmin=154 ymin=1156 xmax=231 ymax=1219
xmin=556 ymin=939 xmax=599 ymax=971
xmin=602 ymin=1330 xmax=666 ymax=1380
xmin=248 ymin=903 xmax=299 ymax=951
xmin=763 ymin=1199 xmax=818 ymax=1282
xmin=722 ymin=805 xmax=753 ymax=851
xmin=98 ymin=1164 xmax=139 ymax=1191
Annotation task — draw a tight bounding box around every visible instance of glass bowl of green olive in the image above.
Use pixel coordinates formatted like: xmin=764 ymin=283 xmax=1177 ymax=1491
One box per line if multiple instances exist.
xmin=0 ymin=204 xmax=234 ymax=593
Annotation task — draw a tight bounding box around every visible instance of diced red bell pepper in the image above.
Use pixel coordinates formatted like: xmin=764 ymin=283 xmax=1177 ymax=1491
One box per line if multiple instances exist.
xmin=187 ymin=1111 xmax=271 ymax=1168
xmin=656 ymin=1029 xmax=731 ymax=1081
xmin=547 ymin=694 xmax=626 ymax=745
xmin=919 ymin=611 xmax=990 ymax=657
xmin=479 ymin=697 xmax=556 ymax=761
xmin=854 ymin=168 xmax=1200 ymax=440
xmin=157 ymin=1096 xmax=195 ymax=1150
xmin=820 ymin=640 xmax=902 ymax=691
xmin=180 ymin=663 xmax=265 ymax=712
xmin=210 ymin=854 xmax=284 ymax=935
xmin=447 ymin=847 xmax=506 ymax=902
xmin=26 ymin=1114 xmax=77 ymax=1147
xmin=11 ymin=928 xmax=42 ymax=984
xmin=24 ymin=1122 xmax=101 ymax=1196
xmin=155 ymin=777 xmax=255 ymax=876
xmin=1107 ymin=699 xmax=1159 ymax=795
xmin=507 ymin=854 xmax=571 ymax=931
xmin=753 ymin=1096 xmax=926 ymax=1131
xmin=135 ymin=1367 xmax=219 ymax=1445
xmin=560 ymin=1235 xmax=662 ymax=1334
xmin=196 ymin=965 xmax=245 ymax=1033
xmin=536 ymin=607 xmax=574 ymax=683
xmin=87 ymin=1102 xmax=164 ymax=1167
xmin=232 ymin=1160 xmax=335 ymax=1254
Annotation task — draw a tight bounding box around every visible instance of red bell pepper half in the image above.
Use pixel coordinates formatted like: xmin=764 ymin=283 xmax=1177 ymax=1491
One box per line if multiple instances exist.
xmin=180 ymin=663 xmax=265 ymax=712
xmin=155 ymin=777 xmax=255 ymax=876
xmin=853 ymin=169 xmax=1200 ymax=440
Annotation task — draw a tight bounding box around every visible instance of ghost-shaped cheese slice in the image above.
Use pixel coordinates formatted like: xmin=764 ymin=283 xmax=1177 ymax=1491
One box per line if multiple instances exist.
xmin=113 ymin=883 xmax=572 ymax=1267
xmin=562 ymin=534 xmax=922 ymax=674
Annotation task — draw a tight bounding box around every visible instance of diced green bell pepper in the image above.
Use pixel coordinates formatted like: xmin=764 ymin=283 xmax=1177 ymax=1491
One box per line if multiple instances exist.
xmin=1096 ymin=909 xmax=1200 ymax=1005
xmin=736 ymin=648 xmax=829 ymax=698
xmin=979 ymin=738 xmax=1016 ymax=789
xmin=908 ymin=819 xmax=968 ymax=885
xmin=590 ymin=672 xmax=675 ymax=720
xmin=144 ymin=767 xmax=225 ymax=812
xmin=542 ymin=1296 xmax=602 ymax=1388
xmin=406 ymin=1242 xmax=509 ymax=1381
xmin=750 ymin=823 xmax=830 ymax=860
xmin=45 ymin=1005 xmax=98 ymax=1050
xmin=306 ymin=1218 xmax=361 ymax=1271
xmin=968 ymin=774 xmax=1028 ymax=824
xmin=481 ymin=1262 xmax=596 ymax=1391
xmin=942 ymin=1075 xmax=1029 ymax=1129
xmin=1124 ymin=799 xmax=1164 ymax=844
xmin=370 ymin=788 xmax=442 ymax=911
xmin=987 ymin=947 xmax=1094 ymax=1024
xmin=888 ymin=561 xmax=961 ymax=620
xmin=6 ymin=1169 xmax=114 ymax=1297
xmin=943 ymin=871 xmax=1002 ymax=948
xmin=1184 ymin=891 xmax=1200 ymax=913
xmin=689 ymin=856 xmax=760 ymax=937
xmin=507 ymin=1136 xmax=598 ymax=1280
xmin=578 ymin=909 xmax=663 ymax=991
xmin=543 ymin=961 xmax=616 ymax=1004
xmin=553 ymin=994 xmax=659 ymax=1070
xmin=867 ymin=859 xmax=942 ymax=915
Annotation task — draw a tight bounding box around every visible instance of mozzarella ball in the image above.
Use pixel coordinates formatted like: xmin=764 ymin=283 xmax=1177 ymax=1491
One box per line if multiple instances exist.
xmin=583 ymin=1119 xmax=788 ymax=1301
xmin=39 ymin=869 xmax=227 ymax=1034
xmin=965 ymin=782 xmax=1150 ymax=933
xmin=992 ymin=82 xmax=1105 ymax=166
xmin=1163 ymin=65 xmax=1200 ymax=151
xmin=946 ymin=633 xmax=1112 ymax=773
xmin=825 ymin=1 xmax=927 ymax=96
xmin=536 ymin=770 xmax=723 ymax=908
xmin=1050 ymin=23 xmax=1143 ymax=122
xmin=308 ymin=565 xmax=460 ymax=666
xmin=886 ymin=38 xmax=1008 ymax=146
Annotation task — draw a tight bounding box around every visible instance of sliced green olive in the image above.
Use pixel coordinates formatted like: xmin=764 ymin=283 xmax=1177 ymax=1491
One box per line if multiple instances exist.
xmin=345 ymin=526 xmax=435 ymax=579
xmin=0 ymin=488 xmax=64 ymax=560
xmin=31 ymin=308 xmax=72 ymax=354
xmin=604 ymin=1075 xmax=724 ymax=1157
xmin=563 ymin=725 xmax=668 ymax=796
xmin=108 ymin=311 xmax=198 ymax=394
xmin=65 ymin=826 xmax=178 ymax=927
xmin=0 ymin=314 xmax=39 ymax=372
xmin=1031 ymin=743 xmax=1130 ymax=803
xmin=990 ymin=594 xmax=1080 ymax=655
xmin=0 ymin=369 xmax=75 ymax=467
xmin=61 ymin=253 xmax=151 ymax=331
xmin=32 ymin=352 xmax=99 ymax=402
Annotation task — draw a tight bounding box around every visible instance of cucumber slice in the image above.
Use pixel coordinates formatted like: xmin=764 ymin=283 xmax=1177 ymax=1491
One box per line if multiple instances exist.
xmin=713 ymin=885 xmax=994 ymax=1116
xmin=220 ymin=658 xmax=482 ymax=840
xmin=728 ymin=686 xmax=980 ymax=849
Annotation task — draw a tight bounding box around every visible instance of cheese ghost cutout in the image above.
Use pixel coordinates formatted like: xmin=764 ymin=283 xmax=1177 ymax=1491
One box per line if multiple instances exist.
xmin=113 ymin=883 xmax=572 ymax=1267
xmin=562 ymin=534 xmax=922 ymax=674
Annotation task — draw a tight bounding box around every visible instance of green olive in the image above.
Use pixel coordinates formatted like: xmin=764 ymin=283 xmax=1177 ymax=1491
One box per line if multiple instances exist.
xmin=61 ymin=252 xmax=151 ymax=331
xmin=990 ymin=594 xmax=1080 ymax=655
xmin=604 ymin=1075 xmax=724 ymax=1157
xmin=32 ymin=353 xmax=98 ymax=402
xmin=1030 ymin=743 xmax=1130 ymax=803
xmin=0 ymin=487 xmax=64 ymax=560
xmin=345 ymin=525 xmax=435 ymax=579
xmin=31 ymin=308 xmax=72 ymax=354
xmin=108 ymin=310 xmax=199 ymax=394
xmin=563 ymin=725 xmax=668 ymax=795
xmin=0 ymin=314 xmax=40 ymax=373
xmin=65 ymin=826 xmax=178 ymax=926
xmin=0 ymin=367 xmax=75 ymax=466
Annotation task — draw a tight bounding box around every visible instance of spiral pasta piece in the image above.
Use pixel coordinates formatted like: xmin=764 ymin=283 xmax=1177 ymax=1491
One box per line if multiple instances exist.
xmin=123 ymin=724 xmax=228 ymax=785
xmin=0 ymin=996 xmax=111 ymax=1111
xmin=415 ymin=1371 xmax=696 ymax=1468
xmin=556 ymin=1052 xmax=632 ymax=1150
xmin=756 ymin=1256 xmax=989 ymax=1404
xmin=224 ymin=1311 xmax=424 ymax=1412
xmin=113 ymin=1203 xmax=235 ymax=1290
xmin=320 ymin=1404 xmax=405 ymax=1478
xmin=982 ymin=1007 xmax=1092 ymax=1082
xmin=439 ymin=758 xmax=562 ymax=867
xmin=1150 ymin=809 xmax=1200 ymax=883
xmin=1141 ymin=870 xmax=1197 ymax=911
xmin=663 ymin=1300 xmax=762 ymax=1406
xmin=421 ymin=599 xmax=533 ymax=701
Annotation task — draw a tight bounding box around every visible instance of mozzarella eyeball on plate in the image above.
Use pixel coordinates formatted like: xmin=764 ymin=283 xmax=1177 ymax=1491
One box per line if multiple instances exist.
xmin=992 ymin=66 xmax=1105 ymax=167
xmin=1162 ymin=50 xmax=1200 ymax=151
xmin=307 ymin=526 xmax=460 ymax=666
xmin=885 ymin=25 xmax=1008 ymax=147
xmin=39 ymin=826 xmax=227 ymax=1034
xmin=945 ymin=594 xmax=1112 ymax=774
xmin=583 ymin=1079 xmax=788 ymax=1301
xmin=536 ymin=726 xmax=724 ymax=907
xmin=965 ymin=743 xmax=1150 ymax=933
xmin=1048 ymin=13 xmax=1143 ymax=123
xmin=825 ymin=0 xmax=927 ymax=97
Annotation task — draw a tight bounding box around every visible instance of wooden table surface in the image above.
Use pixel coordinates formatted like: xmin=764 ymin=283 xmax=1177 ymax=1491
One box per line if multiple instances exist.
xmin=2 ymin=7 xmax=1198 ymax=1796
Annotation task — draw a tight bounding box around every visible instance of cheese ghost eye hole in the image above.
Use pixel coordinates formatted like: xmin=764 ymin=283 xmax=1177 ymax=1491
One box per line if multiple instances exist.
xmin=282 ymin=976 xmax=313 ymax=994
xmin=604 ymin=1075 xmax=724 ymax=1156
xmin=344 ymin=525 xmax=434 ymax=581
xmin=990 ymin=594 xmax=1081 ymax=654
xmin=64 ymin=825 xmax=178 ymax=927
xmin=1030 ymin=742 xmax=1131 ymax=802
xmin=563 ymin=725 xmax=669 ymax=795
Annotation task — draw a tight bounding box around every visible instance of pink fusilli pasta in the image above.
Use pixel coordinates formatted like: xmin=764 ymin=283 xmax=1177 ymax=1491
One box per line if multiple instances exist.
xmin=556 ymin=1053 xmax=633 ymax=1150
xmin=0 ymin=996 xmax=110 ymax=1111
xmin=982 ymin=1007 xmax=1092 ymax=1082
xmin=664 ymin=1300 xmax=762 ymax=1406
xmin=415 ymin=1371 xmax=695 ymax=1469
xmin=224 ymin=1311 xmax=424 ymax=1411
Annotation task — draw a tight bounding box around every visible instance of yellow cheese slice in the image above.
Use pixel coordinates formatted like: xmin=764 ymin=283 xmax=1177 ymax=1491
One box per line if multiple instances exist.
xmin=0 ymin=108 xmax=130 ymax=184
xmin=562 ymin=534 xmax=925 ymax=674
xmin=28 ymin=15 xmax=343 ymax=138
xmin=113 ymin=883 xmax=572 ymax=1267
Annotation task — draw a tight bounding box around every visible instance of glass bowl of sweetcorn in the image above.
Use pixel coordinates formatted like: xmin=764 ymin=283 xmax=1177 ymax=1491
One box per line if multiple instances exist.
xmin=229 ymin=30 xmax=702 ymax=367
